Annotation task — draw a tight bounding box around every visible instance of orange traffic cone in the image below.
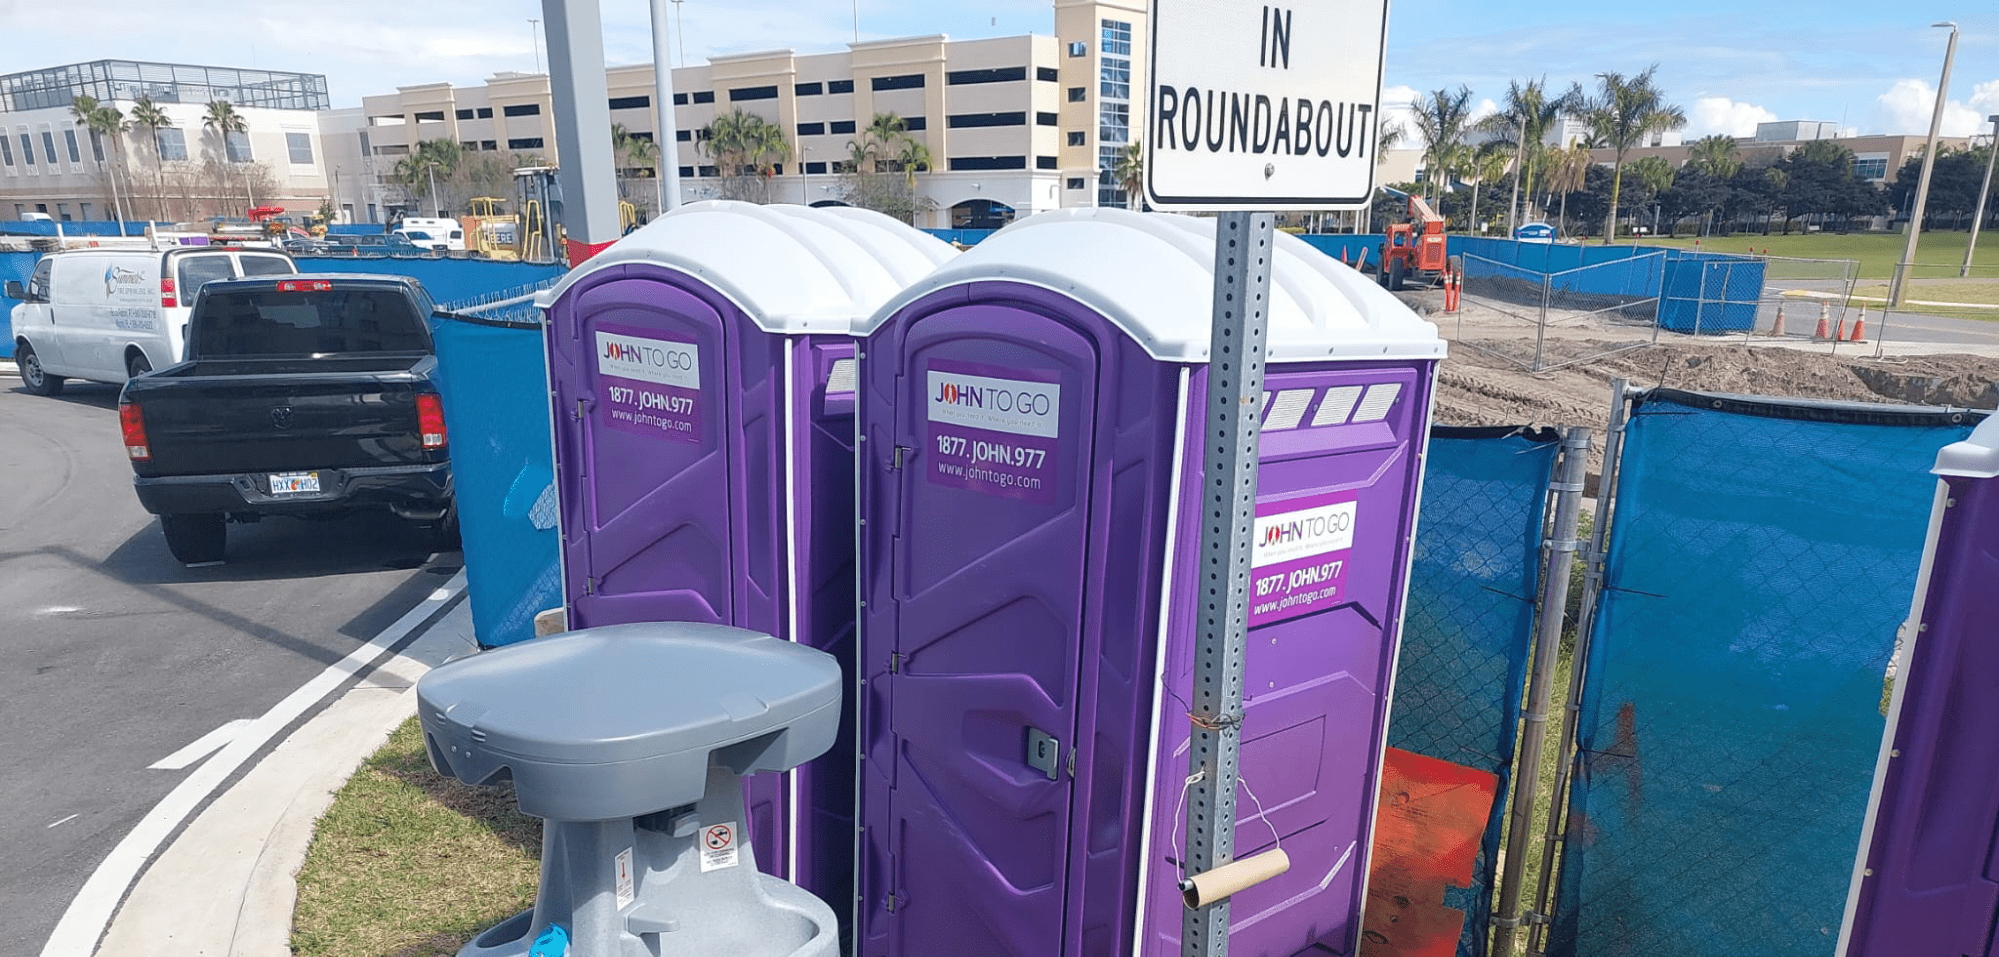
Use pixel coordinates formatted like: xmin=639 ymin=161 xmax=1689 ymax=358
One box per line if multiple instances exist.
xmin=1835 ymin=316 xmax=1848 ymax=341
xmin=1341 ymin=249 xmax=1351 ymax=265
xmin=1771 ymin=304 xmax=1786 ymax=337
xmin=1813 ymin=308 xmax=1832 ymax=340
xmin=1849 ymin=307 xmax=1867 ymax=342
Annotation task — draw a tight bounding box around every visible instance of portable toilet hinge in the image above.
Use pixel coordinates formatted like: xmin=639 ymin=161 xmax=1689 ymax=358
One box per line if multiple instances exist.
xmin=1066 ymin=745 xmax=1077 ymax=779
xmin=885 ymin=891 xmax=905 ymax=914
xmin=889 ymin=652 xmax=903 ymax=674
xmin=584 ymin=576 xmax=594 ymax=595
xmin=891 ymin=445 xmax=910 ymax=470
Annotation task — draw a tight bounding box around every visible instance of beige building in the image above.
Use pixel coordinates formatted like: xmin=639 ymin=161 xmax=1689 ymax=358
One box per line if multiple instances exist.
xmin=1586 ymin=133 xmax=1970 ymax=187
xmin=331 ymin=0 xmax=1149 ymax=228
xmin=0 ymin=60 xmax=333 ymax=223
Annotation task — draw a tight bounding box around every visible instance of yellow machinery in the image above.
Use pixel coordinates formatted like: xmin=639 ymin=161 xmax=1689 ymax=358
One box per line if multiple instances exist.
xmin=513 ymin=166 xmax=561 ymax=265
xmin=464 ymin=196 xmax=520 ymax=261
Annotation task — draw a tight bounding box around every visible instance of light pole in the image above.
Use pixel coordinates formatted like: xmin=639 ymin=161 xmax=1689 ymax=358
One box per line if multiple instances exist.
xmin=1964 ymin=114 xmax=1999 ymax=278
xmin=528 ymin=18 xmax=543 ymax=73
xmin=1890 ymin=21 xmax=1959 ymax=307
xmin=672 ymin=0 xmax=686 ymax=67
xmin=650 ymin=0 xmax=682 ymax=212
xmin=800 ymin=145 xmax=814 ymax=205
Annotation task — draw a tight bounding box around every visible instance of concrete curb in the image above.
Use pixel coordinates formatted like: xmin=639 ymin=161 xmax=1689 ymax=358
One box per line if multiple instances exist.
xmin=92 ymin=590 xmax=479 ymax=957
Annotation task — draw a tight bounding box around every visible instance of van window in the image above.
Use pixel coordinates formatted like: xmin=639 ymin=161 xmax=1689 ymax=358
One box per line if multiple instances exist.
xmin=237 ymin=256 xmax=296 ymax=278
xmin=177 ymin=256 xmax=236 ymax=297
xmin=28 ymin=258 xmax=52 ymax=301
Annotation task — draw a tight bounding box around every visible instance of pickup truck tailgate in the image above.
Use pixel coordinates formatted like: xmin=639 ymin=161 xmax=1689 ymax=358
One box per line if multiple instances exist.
xmin=127 ymin=356 xmax=439 ymax=476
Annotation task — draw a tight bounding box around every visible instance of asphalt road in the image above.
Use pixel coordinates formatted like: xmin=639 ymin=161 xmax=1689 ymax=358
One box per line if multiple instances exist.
xmin=0 ymin=377 xmax=459 ymax=956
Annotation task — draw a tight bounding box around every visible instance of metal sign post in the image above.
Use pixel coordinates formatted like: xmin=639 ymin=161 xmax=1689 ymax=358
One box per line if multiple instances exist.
xmin=1145 ymin=3 xmax=1388 ymax=954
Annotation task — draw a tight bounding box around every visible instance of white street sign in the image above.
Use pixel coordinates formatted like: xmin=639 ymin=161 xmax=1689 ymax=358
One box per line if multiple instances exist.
xmin=1144 ymin=0 xmax=1390 ymax=210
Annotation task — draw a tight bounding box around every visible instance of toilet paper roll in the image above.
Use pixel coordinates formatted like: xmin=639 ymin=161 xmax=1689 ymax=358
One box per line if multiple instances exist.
xmin=1179 ymin=848 xmax=1292 ymax=909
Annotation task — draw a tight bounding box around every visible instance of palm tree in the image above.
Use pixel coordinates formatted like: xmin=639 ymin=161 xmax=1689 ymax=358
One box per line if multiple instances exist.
xmin=1686 ymin=134 xmax=1743 ymax=180
xmin=393 ymin=139 xmax=463 ymax=215
xmin=698 ymin=109 xmax=791 ymax=200
xmin=1485 ymin=79 xmax=1585 ymax=230
xmin=128 ymin=95 xmax=174 ymax=219
xmin=1581 ymin=65 xmax=1687 ymax=242
xmin=202 ymin=99 xmax=253 ymax=212
xmin=1627 ymin=155 xmax=1677 ymax=238
xmin=1466 ymin=142 xmax=1512 ymax=235
xmin=1113 ymin=142 xmax=1143 ymax=209
xmin=72 ymin=96 xmax=130 ymax=226
xmin=1409 ymin=85 xmax=1475 ymax=209
xmin=1545 ymin=142 xmax=1594 ymax=238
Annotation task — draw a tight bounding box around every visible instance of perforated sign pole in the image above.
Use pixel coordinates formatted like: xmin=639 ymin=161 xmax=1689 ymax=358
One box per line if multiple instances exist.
xmin=1182 ymin=211 xmax=1274 ymax=957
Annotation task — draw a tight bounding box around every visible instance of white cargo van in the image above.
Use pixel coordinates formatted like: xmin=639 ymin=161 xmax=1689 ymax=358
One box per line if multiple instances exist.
xmin=392 ymin=217 xmax=465 ymax=252
xmin=7 ymin=246 xmax=297 ymax=395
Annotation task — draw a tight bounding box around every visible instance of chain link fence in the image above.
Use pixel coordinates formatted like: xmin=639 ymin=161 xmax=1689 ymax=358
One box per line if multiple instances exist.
xmin=1454 ymin=253 xmax=1665 ymax=373
xmin=1541 ymin=389 xmax=1984 ymax=957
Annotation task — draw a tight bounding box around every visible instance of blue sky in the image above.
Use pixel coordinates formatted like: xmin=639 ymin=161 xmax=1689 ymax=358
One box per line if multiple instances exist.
xmin=6 ymin=1 xmax=1996 ymax=139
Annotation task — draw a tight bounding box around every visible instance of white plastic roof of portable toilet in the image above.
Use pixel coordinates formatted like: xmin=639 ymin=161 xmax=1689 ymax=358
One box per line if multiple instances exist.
xmin=1934 ymin=414 xmax=1999 ymax=479
xmin=857 ymin=207 xmax=1445 ymax=362
xmin=536 ymin=200 xmax=955 ymax=335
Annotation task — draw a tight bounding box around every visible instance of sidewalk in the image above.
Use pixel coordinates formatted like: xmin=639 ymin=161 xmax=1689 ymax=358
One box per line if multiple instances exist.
xmin=91 ymin=585 xmax=480 ymax=957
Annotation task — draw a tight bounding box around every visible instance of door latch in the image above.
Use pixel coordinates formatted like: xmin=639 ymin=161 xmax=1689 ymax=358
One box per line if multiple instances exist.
xmin=1026 ymin=727 xmax=1061 ymax=781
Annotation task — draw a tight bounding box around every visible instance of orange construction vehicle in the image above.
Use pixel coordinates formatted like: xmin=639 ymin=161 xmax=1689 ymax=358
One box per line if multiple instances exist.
xmin=1377 ymin=186 xmax=1448 ymax=291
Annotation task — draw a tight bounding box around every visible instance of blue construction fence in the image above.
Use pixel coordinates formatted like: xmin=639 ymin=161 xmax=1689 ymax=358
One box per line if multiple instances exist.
xmin=1549 ymin=391 xmax=1985 ymax=957
xmin=1394 ymin=426 xmax=1562 ymax=957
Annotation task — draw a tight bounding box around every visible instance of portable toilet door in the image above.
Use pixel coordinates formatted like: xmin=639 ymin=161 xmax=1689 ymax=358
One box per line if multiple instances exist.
xmin=539 ymin=200 xmax=953 ymax=908
xmin=853 ymin=208 xmax=1445 ymax=957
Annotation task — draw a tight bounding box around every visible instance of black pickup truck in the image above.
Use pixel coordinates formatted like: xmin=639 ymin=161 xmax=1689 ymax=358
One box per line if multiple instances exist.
xmin=118 ymin=274 xmax=454 ymax=564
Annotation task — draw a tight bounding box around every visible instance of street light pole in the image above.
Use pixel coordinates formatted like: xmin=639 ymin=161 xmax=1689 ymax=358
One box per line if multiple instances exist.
xmin=528 ymin=19 xmax=542 ymax=74
xmin=1964 ymin=114 xmax=1999 ymax=278
xmin=1890 ymin=21 xmax=1959 ymax=307
xmin=650 ymin=0 xmax=682 ymax=212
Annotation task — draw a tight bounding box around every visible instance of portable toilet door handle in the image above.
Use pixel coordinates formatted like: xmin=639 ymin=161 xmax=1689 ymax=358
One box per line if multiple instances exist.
xmin=1026 ymin=727 xmax=1061 ymax=780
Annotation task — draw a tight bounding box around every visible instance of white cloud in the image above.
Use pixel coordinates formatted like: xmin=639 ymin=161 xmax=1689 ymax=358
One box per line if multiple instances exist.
xmin=1871 ymin=78 xmax=1991 ymax=137
xmin=1685 ymin=97 xmax=1777 ymax=138
xmin=1378 ymin=85 xmax=1422 ymax=148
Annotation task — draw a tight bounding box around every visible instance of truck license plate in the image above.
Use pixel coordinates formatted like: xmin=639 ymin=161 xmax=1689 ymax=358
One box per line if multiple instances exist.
xmin=269 ymin=471 xmax=321 ymax=496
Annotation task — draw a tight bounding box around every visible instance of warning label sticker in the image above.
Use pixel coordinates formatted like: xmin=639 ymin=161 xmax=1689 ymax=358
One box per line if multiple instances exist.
xmin=700 ymin=821 xmax=740 ymax=873
xmin=615 ymin=846 xmax=635 ymax=908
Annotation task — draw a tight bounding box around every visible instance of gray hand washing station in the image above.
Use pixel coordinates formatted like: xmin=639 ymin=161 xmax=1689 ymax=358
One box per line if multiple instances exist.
xmin=417 ymin=622 xmax=842 ymax=957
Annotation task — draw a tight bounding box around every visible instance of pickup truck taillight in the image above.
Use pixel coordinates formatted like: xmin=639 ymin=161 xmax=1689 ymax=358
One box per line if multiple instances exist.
xmin=160 ymin=277 xmax=177 ymax=308
xmin=120 ymin=401 xmax=151 ymax=462
xmin=416 ymin=393 xmax=448 ymax=450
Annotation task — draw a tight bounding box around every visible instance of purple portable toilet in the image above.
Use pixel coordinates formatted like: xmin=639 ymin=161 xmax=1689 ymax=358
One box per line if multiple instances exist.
xmin=1839 ymin=416 xmax=1999 ymax=957
xmin=539 ymin=201 xmax=953 ymax=915
xmin=851 ymin=208 xmax=1445 ymax=957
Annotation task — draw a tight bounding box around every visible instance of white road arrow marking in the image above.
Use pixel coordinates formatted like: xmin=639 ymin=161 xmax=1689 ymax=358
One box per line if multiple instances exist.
xmin=148 ymin=719 xmax=252 ymax=771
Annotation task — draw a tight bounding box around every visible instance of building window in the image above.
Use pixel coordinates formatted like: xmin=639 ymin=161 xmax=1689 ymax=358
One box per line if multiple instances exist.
xmin=63 ymin=129 xmax=80 ymax=163
xmin=798 ymin=122 xmax=825 ymax=136
xmin=17 ymin=134 xmax=32 ymax=169
xmin=285 ymin=131 xmax=313 ymax=164
xmin=88 ymin=130 xmax=104 ymax=162
xmin=676 ymin=129 xmax=692 ymax=141
xmin=1 ymin=135 xmax=13 ymax=167
xmin=830 ymin=120 xmax=857 ymax=135
xmin=691 ymin=91 xmax=715 ymax=104
xmin=1068 ymin=131 xmax=1087 ymax=147
xmin=460 ymin=140 xmax=479 ymax=151
xmin=1100 ymin=57 xmax=1130 ymax=100
xmin=795 ymin=82 xmax=823 ymax=97
xmin=481 ymin=140 xmax=498 ymax=151
xmin=730 ymin=85 xmax=779 ymax=101
xmin=827 ymin=79 xmax=855 ymax=94
xmin=79 ymin=203 xmax=92 ymax=220
xmin=155 ymin=128 xmax=187 ymax=162
xmin=456 ymin=108 xmax=476 ymax=120
xmin=224 ymin=130 xmax=253 ymax=162
xmin=609 ymin=95 xmax=650 ymax=110
xmin=1099 ymin=102 xmax=1129 ymax=144
xmin=414 ymin=110 xmax=445 ymax=122
xmin=1066 ymin=177 xmax=1087 ymax=190
xmin=947 ymin=67 xmax=1027 ymax=86
xmin=697 ymin=165 xmax=718 ymax=177
xmin=478 ymin=107 xmax=494 ymax=119
xmin=508 ymin=137 xmax=544 ymax=150
xmin=904 ymin=116 xmax=928 ymax=131
xmin=871 ymin=74 xmax=925 ymax=91
xmin=679 ymin=166 xmax=695 ymax=177
xmin=1037 ymin=66 xmax=1060 ymax=82
xmin=1037 ymin=155 xmax=1057 ymax=170
xmin=948 ymin=155 xmax=1027 ymax=171
xmin=1068 ymin=41 xmax=1088 ymax=57
xmin=1102 ymin=20 xmax=1132 ymax=55
xmin=805 ymin=161 xmax=828 ymax=174
xmin=674 ymin=93 xmax=689 ymax=105
xmin=57 ymin=203 xmax=69 ymax=221
xmin=503 ymin=103 xmax=541 ymax=117
xmin=41 ymin=131 xmax=60 ymax=165
xmin=948 ymin=112 xmax=1027 ymax=129
xmin=1099 ymin=145 xmax=1128 ymax=208
xmin=1853 ymin=156 xmax=1889 ymax=180
xmin=1037 ymin=111 xmax=1059 ymax=126
xmin=1068 ymin=87 xmax=1087 ymax=103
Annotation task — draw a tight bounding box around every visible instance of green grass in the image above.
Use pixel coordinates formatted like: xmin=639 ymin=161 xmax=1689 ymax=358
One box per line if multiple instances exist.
xmin=1634 ymin=230 xmax=1999 ymax=280
xmin=292 ymin=718 xmax=540 ymax=957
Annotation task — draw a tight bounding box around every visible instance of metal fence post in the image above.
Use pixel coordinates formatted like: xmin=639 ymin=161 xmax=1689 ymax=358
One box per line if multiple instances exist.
xmin=1532 ymin=271 xmax=1552 ymax=372
xmin=1182 ymin=211 xmax=1275 ymax=957
xmin=1492 ymin=426 xmax=1592 ymax=957
xmin=1525 ymin=380 xmax=1633 ymax=957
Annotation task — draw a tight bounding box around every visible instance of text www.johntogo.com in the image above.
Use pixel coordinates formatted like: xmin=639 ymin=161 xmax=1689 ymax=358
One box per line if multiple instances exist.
xmin=936 ymin=459 xmax=1043 ymax=491
xmin=611 ymin=408 xmax=693 ymax=433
